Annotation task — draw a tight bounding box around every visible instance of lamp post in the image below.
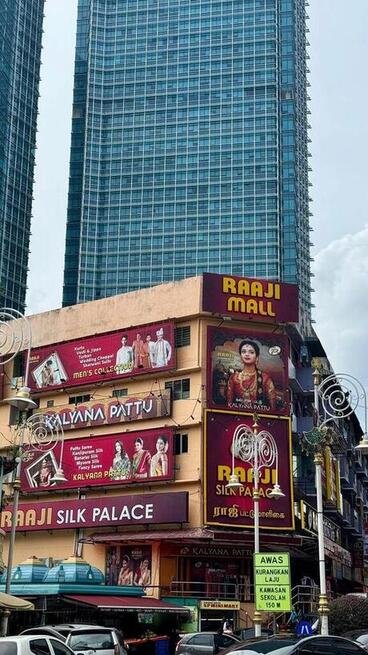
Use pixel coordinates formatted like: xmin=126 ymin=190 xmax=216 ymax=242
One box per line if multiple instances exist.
xmin=0 ymin=308 xmax=65 ymax=635
xmin=303 ymin=371 xmax=368 ymax=636
xmin=226 ymin=415 xmax=284 ymax=637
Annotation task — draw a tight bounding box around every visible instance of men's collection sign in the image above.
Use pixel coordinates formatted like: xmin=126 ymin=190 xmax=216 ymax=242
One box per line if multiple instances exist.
xmin=254 ymin=552 xmax=292 ymax=612
xmin=38 ymin=390 xmax=171 ymax=430
xmin=202 ymin=273 xmax=299 ymax=324
xmin=27 ymin=321 xmax=175 ymax=393
xmin=20 ymin=428 xmax=174 ymax=493
xmin=208 ymin=326 xmax=290 ymax=416
xmin=0 ymin=492 xmax=188 ymax=531
xmin=204 ymin=411 xmax=294 ymax=530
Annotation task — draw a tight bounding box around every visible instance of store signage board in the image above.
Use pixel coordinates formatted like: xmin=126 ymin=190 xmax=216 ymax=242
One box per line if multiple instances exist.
xmin=254 ymin=552 xmax=292 ymax=612
xmin=0 ymin=491 xmax=188 ymax=531
xmin=202 ymin=273 xmax=299 ymax=323
xmin=199 ymin=600 xmax=240 ymax=611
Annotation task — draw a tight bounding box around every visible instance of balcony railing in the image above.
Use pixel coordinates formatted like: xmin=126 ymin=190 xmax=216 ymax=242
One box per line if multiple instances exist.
xmin=166 ymin=580 xmax=250 ymax=600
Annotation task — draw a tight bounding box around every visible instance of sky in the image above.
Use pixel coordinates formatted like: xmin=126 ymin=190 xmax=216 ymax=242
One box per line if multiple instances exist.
xmin=27 ymin=0 xmax=368 ymax=392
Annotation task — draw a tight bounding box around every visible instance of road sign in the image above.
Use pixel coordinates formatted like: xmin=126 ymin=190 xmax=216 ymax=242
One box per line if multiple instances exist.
xmin=254 ymin=552 xmax=292 ymax=612
xmin=296 ymin=620 xmax=313 ymax=637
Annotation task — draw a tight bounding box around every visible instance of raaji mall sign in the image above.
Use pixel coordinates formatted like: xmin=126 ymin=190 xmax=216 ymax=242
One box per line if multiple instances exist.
xmin=202 ymin=273 xmax=299 ymax=323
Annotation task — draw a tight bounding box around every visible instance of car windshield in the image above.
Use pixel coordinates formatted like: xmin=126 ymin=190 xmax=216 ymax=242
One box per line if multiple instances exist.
xmin=69 ymin=633 xmax=114 ymax=650
xmin=0 ymin=643 xmax=18 ymax=655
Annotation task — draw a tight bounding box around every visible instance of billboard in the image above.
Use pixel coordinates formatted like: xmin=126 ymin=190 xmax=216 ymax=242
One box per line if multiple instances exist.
xmin=106 ymin=545 xmax=152 ymax=587
xmin=0 ymin=491 xmax=188 ymax=531
xmin=20 ymin=427 xmax=174 ymax=493
xmin=202 ymin=273 xmax=299 ymax=324
xmin=37 ymin=390 xmax=171 ymax=431
xmin=207 ymin=326 xmax=290 ymax=416
xmin=27 ymin=321 xmax=175 ymax=393
xmin=204 ymin=410 xmax=294 ymax=530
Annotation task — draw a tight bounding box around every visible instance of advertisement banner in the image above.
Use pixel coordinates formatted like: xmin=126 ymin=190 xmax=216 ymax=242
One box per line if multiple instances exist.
xmin=106 ymin=545 xmax=152 ymax=587
xmin=20 ymin=428 xmax=174 ymax=493
xmin=202 ymin=273 xmax=299 ymax=323
xmin=204 ymin=411 xmax=294 ymax=530
xmin=0 ymin=491 xmax=188 ymax=531
xmin=207 ymin=326 xmax=290 ymax=416
xmin=27 ymin=321 xmax=175 ymax=393
xmin=37 ymin=390 xmax=171 ymax=431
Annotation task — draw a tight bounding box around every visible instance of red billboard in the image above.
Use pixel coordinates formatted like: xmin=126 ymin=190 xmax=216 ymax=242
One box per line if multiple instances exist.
xmin=202 ymin=273 xmax=299 ymax=324
xmin=27 ymin=321 xmax=175 ymax=393
xmin=0 ymin=492 xmax=188 ymax=531
xmin=20 ymin=427 xmax=174 ymax=493
xmin=204 ymin=411 xmax=294 ymax=530
xmin=37 ymin=390 xmax=171 ymax=431
xmin=207 ymin=326 xmax=290 ymax=416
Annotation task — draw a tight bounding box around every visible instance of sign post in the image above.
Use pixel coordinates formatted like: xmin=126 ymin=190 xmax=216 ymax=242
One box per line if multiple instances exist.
xmin=254 ymin=552 xmax=292 ymax=613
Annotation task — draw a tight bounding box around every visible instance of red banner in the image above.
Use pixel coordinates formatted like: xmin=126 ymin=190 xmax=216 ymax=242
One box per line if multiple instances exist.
xmin=20 ymin=428 xmax=174 ymax=493
xmin=37 ymin=390 xmax=171 ymax=431
xmin=0 ymin=492 xmax=188 ymax=531
xmin=207 ymin=326 xmax=290 ymax=416
xmin=204 ymin=411 xmax=294 ymax=530
xmin=203 ymin=273 xmax=299 ymax=323
xmin=27 ymin=321 xmax=175 ymax=393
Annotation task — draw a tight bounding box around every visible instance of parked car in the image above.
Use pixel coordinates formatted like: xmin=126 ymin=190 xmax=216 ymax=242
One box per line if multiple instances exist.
xmin=0 ymin=635 xmax=76 ymax=655
xmin=343 ymin=631 xmax=368 ymax=649
xmin=21 ymin=625 xmax=128 ymax=655
xmin=175 ymin=632 xmax=240 ymax=655
xmin=221 ymin=635 xmax=368 ymax=655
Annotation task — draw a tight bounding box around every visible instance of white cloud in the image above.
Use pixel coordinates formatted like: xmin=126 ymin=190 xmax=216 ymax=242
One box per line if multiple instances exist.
xmin=313 ymin=225 xmax=368 ymax=392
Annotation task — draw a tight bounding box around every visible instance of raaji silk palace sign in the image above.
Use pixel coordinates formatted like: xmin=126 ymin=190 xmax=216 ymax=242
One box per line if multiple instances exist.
xmin=0 ymin=492 xmax=188 ymax=531
xmin=202 ymin=273 xmax=299 ymax=323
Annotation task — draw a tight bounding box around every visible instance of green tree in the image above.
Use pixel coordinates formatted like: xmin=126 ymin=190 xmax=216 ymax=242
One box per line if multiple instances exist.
xmin=329 ymin=595 xmax=368 ymax=635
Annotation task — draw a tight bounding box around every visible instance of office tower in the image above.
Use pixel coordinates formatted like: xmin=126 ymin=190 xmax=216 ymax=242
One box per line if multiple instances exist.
xmin=63 ymin=0 xmax=312 ymax=329
xmin=0 ymin=0 xmax=44 ymax=312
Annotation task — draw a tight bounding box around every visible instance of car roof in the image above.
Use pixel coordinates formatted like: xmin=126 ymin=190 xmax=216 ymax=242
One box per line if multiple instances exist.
xmin=0 ymin=636 xmax=65 ymax=642
xmin=53 ymin=625 xmax=113 ymax=631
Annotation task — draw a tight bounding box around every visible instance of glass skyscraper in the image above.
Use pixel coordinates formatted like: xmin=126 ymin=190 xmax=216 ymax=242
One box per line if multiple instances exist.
xmin=0 ymin=0 xmax=44 ymax=312
xmin=63 ymin=0 xmax=312 ymax=329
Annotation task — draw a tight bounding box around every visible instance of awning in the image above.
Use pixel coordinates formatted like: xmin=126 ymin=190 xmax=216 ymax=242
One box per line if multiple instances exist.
xmin=63 ymin=595 xmax=190 ymax=614
xmin=0 ymin=592 xmax=34 ymax=611
xmin=81 ymin=528 xmax=214 ymax=544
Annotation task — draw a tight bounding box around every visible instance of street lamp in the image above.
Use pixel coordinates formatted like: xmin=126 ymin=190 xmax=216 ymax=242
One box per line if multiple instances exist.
xmin=303 ymin=371 xmax=368 ymax=636
xmin=226 ymin=415 xmax=284 ymax=637
xmin=0 ymin=308 xmax=65 ymax=635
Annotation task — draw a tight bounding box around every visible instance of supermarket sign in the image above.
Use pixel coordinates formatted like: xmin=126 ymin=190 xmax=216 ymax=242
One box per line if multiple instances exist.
xmin=254 ymin=552 xmax=292 ymax=612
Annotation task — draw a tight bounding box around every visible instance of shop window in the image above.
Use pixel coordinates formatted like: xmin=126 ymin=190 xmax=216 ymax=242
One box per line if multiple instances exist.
xmin=175 ymin=325 xmax=191 ymax=347
xmin=68 ymin=394 xmax=91 ymax=405
xmin=175 ymin=433 xmax=188 ymax=455
xmin=112 ymin=388 xmax=128 ymax=398
xmin=165 ymin=378 xmax=190 ymax=400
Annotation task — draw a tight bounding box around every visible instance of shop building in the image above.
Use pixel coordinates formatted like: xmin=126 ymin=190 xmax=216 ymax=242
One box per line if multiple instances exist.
xmin=0 ymin=274 xmax=366 ymax=632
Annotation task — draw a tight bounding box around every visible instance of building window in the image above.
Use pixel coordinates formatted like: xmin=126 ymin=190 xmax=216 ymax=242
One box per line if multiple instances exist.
xmin=112 ymin=388 xmax=128 ymax=398
xmin=175 ymin=433 xmax=188 ymax=455
xmin=46 ymin=400 xmax=55 ymax=408
xmin=175 ymin=326 xmax=191 ymax=347
xmin=68 ymin=394 xmax=91 ymax=405
xmin=165 ymin=379 xmax=190 ymax=400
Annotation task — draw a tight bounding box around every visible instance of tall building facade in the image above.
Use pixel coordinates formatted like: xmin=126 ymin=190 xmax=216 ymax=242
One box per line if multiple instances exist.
xmin=0 ymin=0 xmax=44 ymax=312
xmin=63 ymin=0 xmax=312 ymax=330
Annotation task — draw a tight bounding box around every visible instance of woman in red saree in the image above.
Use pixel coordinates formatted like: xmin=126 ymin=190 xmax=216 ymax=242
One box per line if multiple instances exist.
xmin=132 ymin=437 xmax=151 ymax=479
xmin=227 ymin=339 xmax=276 ymax=411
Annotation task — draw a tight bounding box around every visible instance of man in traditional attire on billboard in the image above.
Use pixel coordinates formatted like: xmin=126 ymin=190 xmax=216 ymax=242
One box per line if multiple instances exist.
xmin=153 ymin=328 xmax=172 ymax=367
xmin=226 ymin=340 xmax=276 ymax=411
xmin=142 ymin=334 xmax=155 ymax=368
xmin=132 ymin=332 xmax=145 ymax=368
xmin=115 ymin=336 xmax=133 ymax=373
